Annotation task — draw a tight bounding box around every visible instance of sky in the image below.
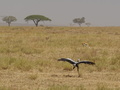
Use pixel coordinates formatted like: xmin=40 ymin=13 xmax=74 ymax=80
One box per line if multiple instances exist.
xmin=0 ymin=0 xmax=120 ymax=26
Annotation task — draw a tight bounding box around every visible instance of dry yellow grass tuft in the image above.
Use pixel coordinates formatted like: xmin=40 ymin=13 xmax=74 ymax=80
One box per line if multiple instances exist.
xmin=0 ymin=26 xmax=119 ymax=90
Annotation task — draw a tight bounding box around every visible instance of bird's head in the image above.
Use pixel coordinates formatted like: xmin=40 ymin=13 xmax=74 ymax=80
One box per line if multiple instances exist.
xmin=77 ymin=59 xmax=80 ymax=62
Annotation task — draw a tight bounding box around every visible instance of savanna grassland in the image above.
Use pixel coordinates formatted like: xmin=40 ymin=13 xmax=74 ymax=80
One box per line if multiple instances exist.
xmin=0 ymin=26 xmax=119 ymax=90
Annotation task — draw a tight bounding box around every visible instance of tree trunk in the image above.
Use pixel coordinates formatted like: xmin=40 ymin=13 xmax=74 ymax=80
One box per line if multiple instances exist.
xmin=35 ymin=23 xmax=38 ymax=27
xmin=33 ymin=20 xmax=40 ymax=27
xmin=78 ymin=23 xmax=81 ymax=27
xmin=8 ymin=22 xmax=11 ymax=27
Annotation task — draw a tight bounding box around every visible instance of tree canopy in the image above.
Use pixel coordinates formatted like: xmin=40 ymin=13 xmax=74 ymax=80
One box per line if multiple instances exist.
xmin=24 ymin=15 xmax=51 ymax=27
xmin=2 ymin=16 xmax=17 ymax=26
xmin=73 ymin=17 xmax=85 ymax=26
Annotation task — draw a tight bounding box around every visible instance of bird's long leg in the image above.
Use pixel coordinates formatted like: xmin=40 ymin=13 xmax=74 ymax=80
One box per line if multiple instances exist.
xmin=73 ymin=65 xmax=76 ymax=69
xmin=76 ymin=65 xmax=80 ymax=77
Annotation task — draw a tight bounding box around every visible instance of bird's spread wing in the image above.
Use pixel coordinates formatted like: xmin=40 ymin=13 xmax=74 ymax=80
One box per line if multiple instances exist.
xmin=58 ymin=58 xmax=77 ymax=64
xmin=78 ymin=61 xmax=95 ymax=65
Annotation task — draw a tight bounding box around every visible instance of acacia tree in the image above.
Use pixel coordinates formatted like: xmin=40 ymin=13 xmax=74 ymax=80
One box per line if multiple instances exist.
xmin=24 ymin=15 xmax=51 ymax=27
xmin=2 ymin=16 xmax=17 ymax=26
xmin=73 ymin=17 xmax=85 ymax=26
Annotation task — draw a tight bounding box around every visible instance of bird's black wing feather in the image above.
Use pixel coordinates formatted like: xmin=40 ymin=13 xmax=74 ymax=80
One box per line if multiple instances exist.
xmin=78 ymin=61 xmax=95 ymax=65
xmin=58 ymin=58 xmax=76 ymax=64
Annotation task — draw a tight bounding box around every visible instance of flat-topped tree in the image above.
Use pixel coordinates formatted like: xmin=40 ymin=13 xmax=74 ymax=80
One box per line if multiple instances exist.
xmin=2 ymin=16 xmax=17 ymax=26
xmin=24 ymin=15 xmax=51 ymax=27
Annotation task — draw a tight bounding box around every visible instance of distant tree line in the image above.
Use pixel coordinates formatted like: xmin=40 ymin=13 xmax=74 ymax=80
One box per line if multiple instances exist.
xmin=1 ymin=15 xmax=90 ymax=27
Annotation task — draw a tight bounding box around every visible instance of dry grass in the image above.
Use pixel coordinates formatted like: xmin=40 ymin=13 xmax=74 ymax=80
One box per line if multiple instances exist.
xmin=0 ymin=26 xmax=119 ymax=90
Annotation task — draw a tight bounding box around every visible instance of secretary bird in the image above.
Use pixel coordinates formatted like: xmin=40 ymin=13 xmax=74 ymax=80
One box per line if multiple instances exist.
xmin=58 ymin=58 xmax=95 ymax=77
